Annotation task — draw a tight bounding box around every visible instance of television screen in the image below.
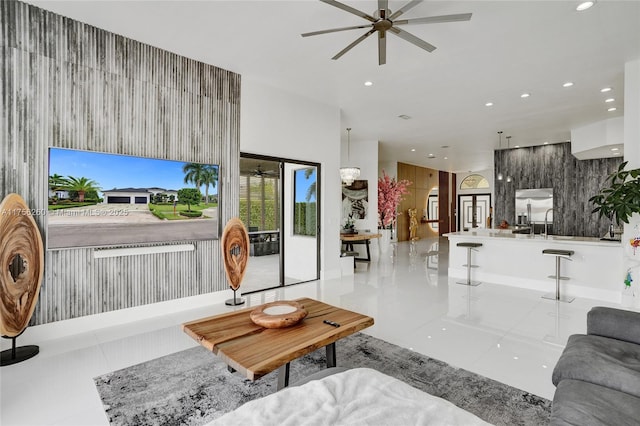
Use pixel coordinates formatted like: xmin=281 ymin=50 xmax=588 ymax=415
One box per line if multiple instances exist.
xmin=47 ymin=148 xmax=219 ymax=250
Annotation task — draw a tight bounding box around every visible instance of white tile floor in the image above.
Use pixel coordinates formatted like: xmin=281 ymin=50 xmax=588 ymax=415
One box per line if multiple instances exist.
xmin=0 ymin=237 xmax=627 ymax=425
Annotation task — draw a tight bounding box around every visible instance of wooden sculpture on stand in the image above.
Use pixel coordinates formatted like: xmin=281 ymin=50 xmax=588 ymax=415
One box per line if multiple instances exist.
xmin=221 ymin=218 xmax=250 ymax=306
xmin=0 ymin=194 xmax=44 ymax=366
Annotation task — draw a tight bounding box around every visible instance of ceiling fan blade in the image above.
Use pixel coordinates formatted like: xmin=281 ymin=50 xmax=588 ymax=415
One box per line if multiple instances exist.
xmin=302 ymin=24 xmax=372 ymax=37
xmin=320 ymin=0 xmax=376 ymax=23
xmin=332 ymin=29 xmax=376 ymax=60
xmin=389 ymin=0 xmax=423 ymax=20
xmin=395 ymin=13 xmax=472 ymax=25
xmin=389 ymin=27 xmax=436 ymax=52
xmin=378 ymin=0 xmax=389 ymax=12
xmin=378 ymin=31 xmax=387 ymax=65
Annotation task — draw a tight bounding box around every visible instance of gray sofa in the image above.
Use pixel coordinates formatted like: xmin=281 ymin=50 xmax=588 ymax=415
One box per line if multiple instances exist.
xmin=551 ymin=306 xmax=640 ymax=426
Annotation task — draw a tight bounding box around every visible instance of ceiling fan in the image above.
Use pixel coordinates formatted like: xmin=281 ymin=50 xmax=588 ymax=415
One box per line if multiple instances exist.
xmin=302 ymin=0 xmax=472 ymax=65
xmin=252 ymin=165 xmax=279 ymax=178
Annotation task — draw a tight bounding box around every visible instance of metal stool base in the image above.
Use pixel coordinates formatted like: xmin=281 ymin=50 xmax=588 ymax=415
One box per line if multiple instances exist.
xmin=542 ymin=293 xmax=574 ymax=303
xmin=456 ymin=280 xmax=481 ymax=286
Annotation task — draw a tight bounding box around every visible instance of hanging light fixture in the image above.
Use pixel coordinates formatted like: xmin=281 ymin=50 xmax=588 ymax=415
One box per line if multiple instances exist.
xmin=506 ymin=136 xmax=513 ymax=183
xmin=496 ymin=131 xmax=504 ymax=181
xmin=340 ymin=127 xmax=360 ymax=185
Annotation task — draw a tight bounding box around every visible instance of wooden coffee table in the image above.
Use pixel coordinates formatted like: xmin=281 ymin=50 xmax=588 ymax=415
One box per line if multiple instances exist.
xmin=182 ymin=297 xmax=374 ymax=390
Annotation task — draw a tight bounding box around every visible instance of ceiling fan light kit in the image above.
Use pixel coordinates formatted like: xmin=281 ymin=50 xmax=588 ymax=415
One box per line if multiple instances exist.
xmin=302 ymin=0 xmax=472 ymax=65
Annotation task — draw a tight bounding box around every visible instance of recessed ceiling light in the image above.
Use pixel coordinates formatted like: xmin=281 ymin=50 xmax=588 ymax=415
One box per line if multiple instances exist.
xmin=521 ymin=93 xmax=530 ymax=98
xmin=605 ymin=98 xmax=615 ymax=103
xmin=364 ymin=81 xmax=373 ymax=86
xmin=601 ymin=87 xmax=612 ymax=92
xmin=411 ymin=148 xmax=416 ymax=152
xmin=611 ymin=148 xmax=619 ymax=151
xmin=444 ymin=157 xmax=448 ymax=160
xmin=608 ymin=107 xmax=617 ymax=112
xmin=485 ymin=102 xmax=494 ymax=107
xmin=613 ymin=152 xmax=621 ymax=156
xmin=543 ymin=141 xmax=549 ymax=145
xmin=515 ymin=145 xmax=520 ymax=148
xmin=398 ymin=114 xmax=411 ymax=120
xmin=563 ymin=82 xmax=574 ymax=87
xmin=576 ymin=1 xmax=595 ymax=11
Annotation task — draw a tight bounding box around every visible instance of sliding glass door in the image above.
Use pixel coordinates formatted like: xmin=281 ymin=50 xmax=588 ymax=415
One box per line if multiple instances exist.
xmin=239 ymin=154 xmax=319 ymax=293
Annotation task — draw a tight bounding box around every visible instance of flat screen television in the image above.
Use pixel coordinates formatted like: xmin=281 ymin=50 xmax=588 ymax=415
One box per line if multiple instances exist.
xmin=47 ymin=147 xmax=219 ymax=250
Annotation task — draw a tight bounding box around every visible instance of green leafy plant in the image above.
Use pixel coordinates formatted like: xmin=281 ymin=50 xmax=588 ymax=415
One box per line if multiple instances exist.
xmin=177 ymin=188 xmax=202 ymax=212
xmin=589 ymin=161 xmax=640 ymax=226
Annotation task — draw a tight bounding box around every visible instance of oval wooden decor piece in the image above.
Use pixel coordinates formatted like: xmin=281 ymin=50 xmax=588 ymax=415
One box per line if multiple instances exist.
xmin=221 ymin=218 xmax=250 ymax=291
xmin=0 ymin=194 xmax=44 ymax=337
xmin=250 ymin=300 xmax=308 ymax=329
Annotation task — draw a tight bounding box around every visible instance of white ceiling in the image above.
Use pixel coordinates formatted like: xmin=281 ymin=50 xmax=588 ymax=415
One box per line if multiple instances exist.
xmin=28 ymin=0 xmax=640 ymax=173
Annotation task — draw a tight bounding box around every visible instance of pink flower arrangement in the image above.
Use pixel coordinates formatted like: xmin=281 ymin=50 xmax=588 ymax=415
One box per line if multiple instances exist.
xmin=378 ymin=170 xmax=412 ymax=229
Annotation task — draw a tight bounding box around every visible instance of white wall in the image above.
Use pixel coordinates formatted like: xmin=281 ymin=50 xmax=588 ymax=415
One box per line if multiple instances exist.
xmin=241 ymin=77 xmax=342 ymax=279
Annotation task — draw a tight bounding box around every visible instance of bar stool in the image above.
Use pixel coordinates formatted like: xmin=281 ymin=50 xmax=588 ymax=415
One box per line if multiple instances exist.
xmin=542 ymin=249 xmax=574 ymax=303
xmin=456 ymin=242 xmax=482 ymax=286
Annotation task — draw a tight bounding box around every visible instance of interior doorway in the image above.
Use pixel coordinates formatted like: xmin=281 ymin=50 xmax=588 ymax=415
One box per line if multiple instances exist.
xmin=458 ymin=194 xmax=492 ymax=230
xmin=239 ymin=154 xmax=320 ymax=293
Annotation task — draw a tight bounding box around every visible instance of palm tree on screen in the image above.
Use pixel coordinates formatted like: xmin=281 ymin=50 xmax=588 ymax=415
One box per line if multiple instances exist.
xmin=201 ymin=166 xmax=218 ymax=204
xmin=64 ymin=176 xmax=100 ymax=202
xmin=48 ymin=173 xmax=69 ymax=191
xmin=183 ymin=163 xmax=206 ymax=194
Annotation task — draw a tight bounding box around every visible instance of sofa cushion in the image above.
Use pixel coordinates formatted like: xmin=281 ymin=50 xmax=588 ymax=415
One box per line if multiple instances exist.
xmin=552 ymin=334 xmax=640 ymax=398
xmin=551 ymin=379 xmax=640 ymax=426
xmin=588 ymin=306 xmax=640 ymax=345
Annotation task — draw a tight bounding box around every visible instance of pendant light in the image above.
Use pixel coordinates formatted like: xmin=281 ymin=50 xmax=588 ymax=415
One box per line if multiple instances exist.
xmin=340 ymin=128 xmax=360 ymax=185
xmin=496 ymin=131 xmax=504 ymax=181
xmin=505 ymin=136 xmax=513 ymax=183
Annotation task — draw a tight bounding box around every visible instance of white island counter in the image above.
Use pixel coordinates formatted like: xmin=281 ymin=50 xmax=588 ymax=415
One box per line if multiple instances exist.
xmin=445 ymin=230 xmax=622 ymax=303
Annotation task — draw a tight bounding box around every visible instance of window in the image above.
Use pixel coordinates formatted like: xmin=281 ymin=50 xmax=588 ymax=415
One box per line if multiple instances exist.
xmin=460 ymin=174 xmax=489 ymax=190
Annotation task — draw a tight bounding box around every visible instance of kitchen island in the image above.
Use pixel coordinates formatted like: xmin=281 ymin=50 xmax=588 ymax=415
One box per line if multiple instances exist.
xmin=445 ymin=230 xmax=622 ymax=302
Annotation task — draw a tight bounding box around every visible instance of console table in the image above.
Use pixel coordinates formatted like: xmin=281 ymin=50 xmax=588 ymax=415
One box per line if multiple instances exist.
xmin=340 ymin=232 xmax=381 ymax=262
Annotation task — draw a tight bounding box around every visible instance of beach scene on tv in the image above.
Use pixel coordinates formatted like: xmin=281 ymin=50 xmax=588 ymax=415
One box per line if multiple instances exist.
xmin=47 ymin=148 xmax=219 ymax=249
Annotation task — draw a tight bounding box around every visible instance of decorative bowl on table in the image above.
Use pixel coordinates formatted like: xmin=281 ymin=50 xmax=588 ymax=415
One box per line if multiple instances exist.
xmin=250 ymin=300 xmax=308 ymax=329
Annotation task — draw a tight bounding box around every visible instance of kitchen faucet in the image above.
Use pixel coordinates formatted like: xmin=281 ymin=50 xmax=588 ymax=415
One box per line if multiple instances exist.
xmin=544 ymin=208 xmax=554 ymax=238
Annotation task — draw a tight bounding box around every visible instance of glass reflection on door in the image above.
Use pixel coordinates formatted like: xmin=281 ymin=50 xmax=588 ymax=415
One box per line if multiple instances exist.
xmin=239 ymin=157 xmax=281 ymax=293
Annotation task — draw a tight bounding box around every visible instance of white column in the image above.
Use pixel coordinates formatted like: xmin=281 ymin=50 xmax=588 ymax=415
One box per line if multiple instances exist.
xmin=625 ymin=59 xmax=640 ymax=167
xmin=623 ymin=59 xmax=640 ymax=307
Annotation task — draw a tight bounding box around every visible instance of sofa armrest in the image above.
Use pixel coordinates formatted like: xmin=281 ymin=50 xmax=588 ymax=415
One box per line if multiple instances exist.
xmin=587 ymin=306 xmax=640 ymax=345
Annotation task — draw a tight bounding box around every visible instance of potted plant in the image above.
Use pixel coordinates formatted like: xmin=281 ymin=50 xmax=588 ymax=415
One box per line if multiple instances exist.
xmin=342 ymin=214 xmax=357 ymax=234
xmin=378 ymin=171 xmax=411 ymax=251
xmin=590 ymin=161 xmax=640 ymax=230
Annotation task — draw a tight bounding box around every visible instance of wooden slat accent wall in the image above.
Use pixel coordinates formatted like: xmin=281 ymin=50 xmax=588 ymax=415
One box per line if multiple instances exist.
xmin=494 ymin=142 xmax=620 ymax=237
xmin=1 ymin=1 xmax=240 ymax=325
xmin=396 ymin=162 xmax=439 ymax=241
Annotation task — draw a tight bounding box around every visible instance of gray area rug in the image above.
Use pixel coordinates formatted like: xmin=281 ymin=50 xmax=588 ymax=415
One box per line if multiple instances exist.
xmin=94 ymin=333 xmax=551 ymax=425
